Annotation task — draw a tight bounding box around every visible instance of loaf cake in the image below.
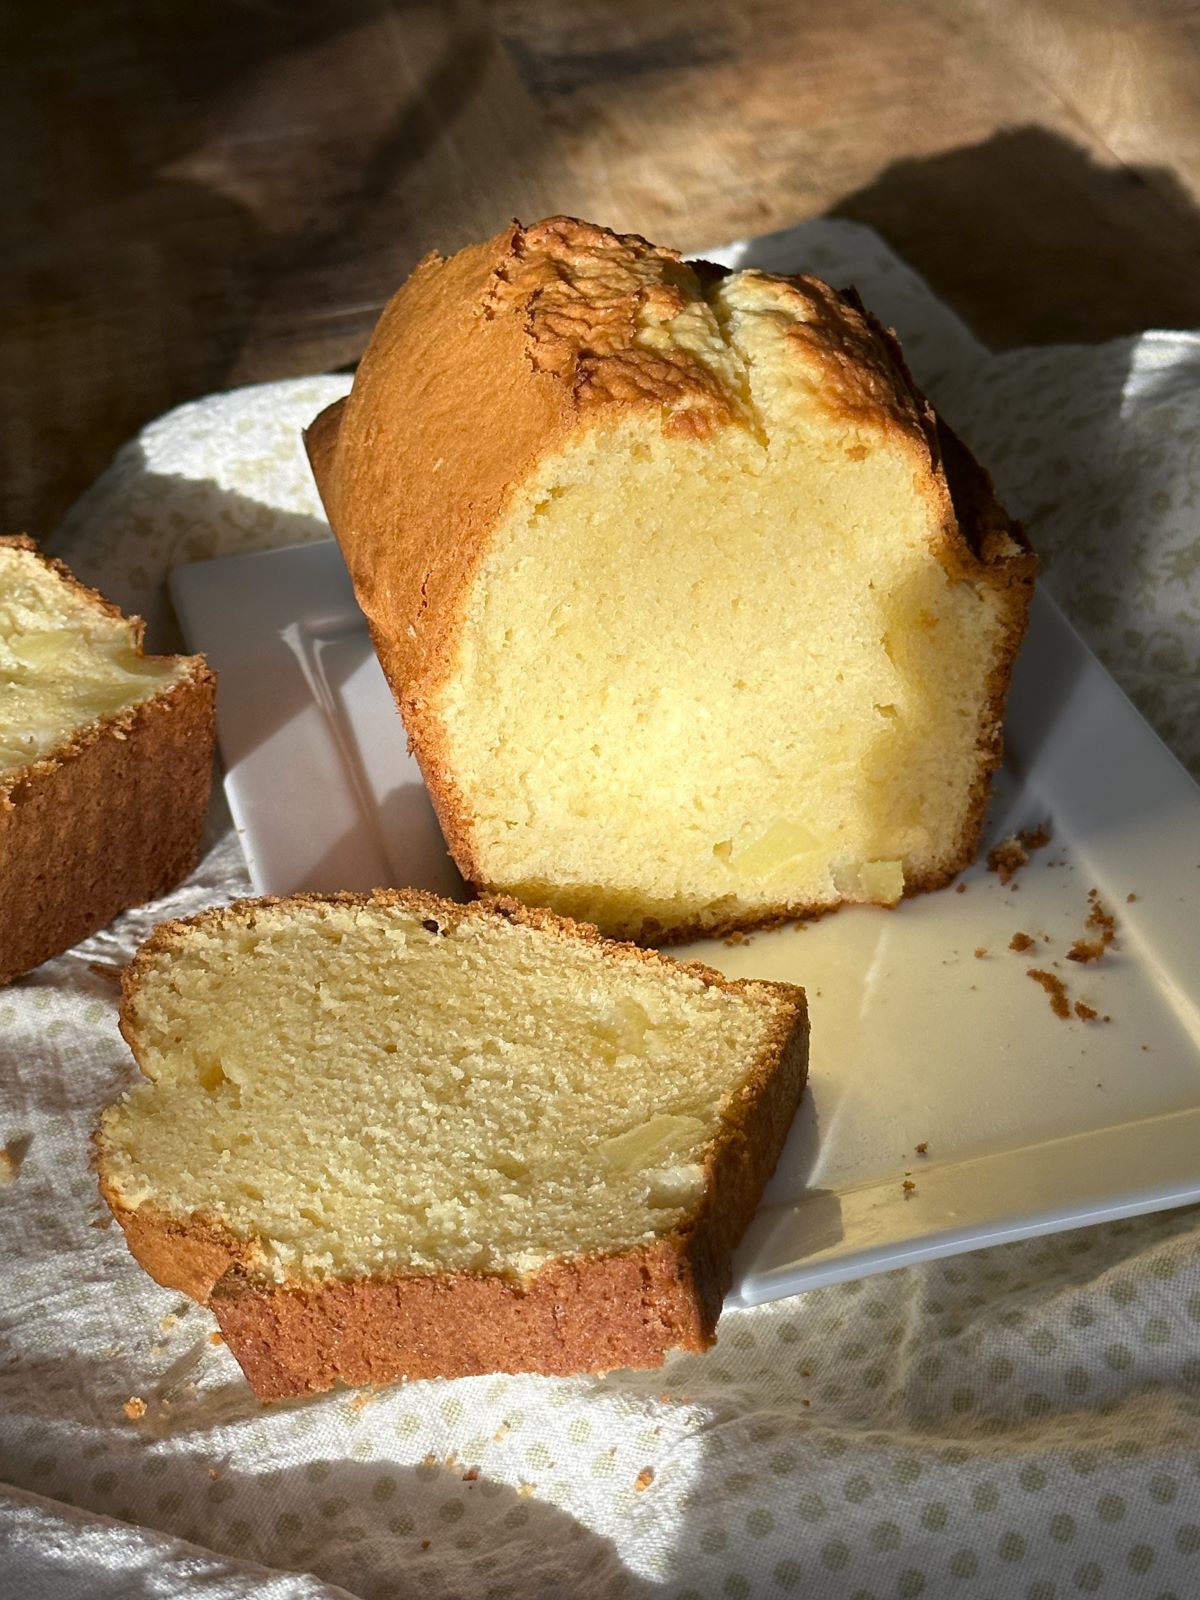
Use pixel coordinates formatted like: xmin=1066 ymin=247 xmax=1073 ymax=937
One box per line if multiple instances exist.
xmin=0 ymin=536 xmax=214 ymax=985
xmin=307 ymin=216 xmax=1036 ymax=943
xmin=96 ymin=890 xmax=808 ymax=1398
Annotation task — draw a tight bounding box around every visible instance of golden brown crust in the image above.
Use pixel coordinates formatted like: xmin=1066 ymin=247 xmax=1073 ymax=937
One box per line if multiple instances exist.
xmin=923 ymin=414 xmax=1037 ymax=892
xmin=307 ymin=225 xmax=566 ymax=718
xmin=307 ymin=218 xmax=1035 ymax=940
xmin=211 ymin=1244 xmax=711 ymax=1400
xmin=0 ymin=539 xmax=215 ymax=984
xmin=484 ymin=216 xmax=737 ymax=428
xmin=97 ymin=1191 xmax=262 ymax=1304
xmin=101 ymin=888 xmax=808 ymax=1397
xmin=300 ymin=397 xmax=345 ymax=511
xmin=765 ymin=276 xmax=933 ymax=443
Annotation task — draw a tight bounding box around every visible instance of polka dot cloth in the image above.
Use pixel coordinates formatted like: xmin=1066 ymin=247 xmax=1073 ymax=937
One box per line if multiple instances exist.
xmin=939 ymin=330 xmax=1200 ymax=782
xmin=4 ymin=220 xmax=1200 ymax=1597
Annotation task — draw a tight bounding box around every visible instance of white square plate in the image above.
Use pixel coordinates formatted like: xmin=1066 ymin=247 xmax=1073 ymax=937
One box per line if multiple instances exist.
xmin=172 ymin=537 xmax=1200 ymax=1308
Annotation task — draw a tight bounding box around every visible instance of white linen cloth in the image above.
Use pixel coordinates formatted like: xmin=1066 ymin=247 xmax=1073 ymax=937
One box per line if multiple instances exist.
xmin=3 ymin=220 xmax=1200 ymax=1598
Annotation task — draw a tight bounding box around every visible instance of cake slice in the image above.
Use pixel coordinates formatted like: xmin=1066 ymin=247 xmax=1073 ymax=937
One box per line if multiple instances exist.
xmin=307 ymin=216 xmax=1035 ymax=943
xmin=96 ymin=890 xmax=808 ymax=1399
xmin=0 ymin=536 xmax=214 ymax=984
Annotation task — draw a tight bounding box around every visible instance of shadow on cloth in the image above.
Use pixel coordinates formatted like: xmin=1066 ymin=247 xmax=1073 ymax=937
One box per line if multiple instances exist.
xmin=830 ymin=124 xmax=1200 ymax=348
xmin=10 ymin=1454 xmax=638 ymax=1600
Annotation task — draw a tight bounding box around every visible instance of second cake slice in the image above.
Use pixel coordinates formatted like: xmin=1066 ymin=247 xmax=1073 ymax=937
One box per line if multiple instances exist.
xmin=97 ymin=891 xmax=808 ymax=1398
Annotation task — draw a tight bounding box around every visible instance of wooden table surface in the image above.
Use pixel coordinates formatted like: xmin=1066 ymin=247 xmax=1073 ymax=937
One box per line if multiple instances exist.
xmin=5 ymin=0 xmax=1200 ymax=534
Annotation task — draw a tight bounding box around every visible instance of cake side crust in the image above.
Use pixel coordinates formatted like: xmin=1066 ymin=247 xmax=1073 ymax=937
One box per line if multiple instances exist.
xmin=210 ymin=1241 xmax=716 ymax=1399
xmin=923 ymin=415 xmax=1037 ymax=887
xmin=96 ymin=1189 xmax=265 ymax=1305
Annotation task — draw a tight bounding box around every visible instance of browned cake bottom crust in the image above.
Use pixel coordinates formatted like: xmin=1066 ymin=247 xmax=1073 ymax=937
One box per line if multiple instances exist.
xmin=0 ymin=671 xmax=215 ymax=985
xmin=211 ymin=1243 xmax=717 ymax=1400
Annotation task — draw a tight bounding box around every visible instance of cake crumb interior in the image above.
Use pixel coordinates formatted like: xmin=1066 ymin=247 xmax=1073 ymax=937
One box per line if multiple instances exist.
xmin=0 ymin=548 xmax=185 ymax=775
xmin=101 ymin=901 xmax=786 ymax=1282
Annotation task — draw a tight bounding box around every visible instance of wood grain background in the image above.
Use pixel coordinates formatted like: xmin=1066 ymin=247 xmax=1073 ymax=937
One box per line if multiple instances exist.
xmin=5 ymin=0 xmax=1200 ymax=532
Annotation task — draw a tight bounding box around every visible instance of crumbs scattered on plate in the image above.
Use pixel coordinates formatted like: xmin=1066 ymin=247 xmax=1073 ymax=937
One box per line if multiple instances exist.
xmin=1068 ymin=890 xmax=1118 ymax=963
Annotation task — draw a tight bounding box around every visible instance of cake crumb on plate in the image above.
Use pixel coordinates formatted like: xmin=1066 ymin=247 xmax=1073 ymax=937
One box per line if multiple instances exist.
xmin=987 ymin=823 xmax=1052 ymax=885
xmin=1028 ymin=969 xmax=1071 ymax=1019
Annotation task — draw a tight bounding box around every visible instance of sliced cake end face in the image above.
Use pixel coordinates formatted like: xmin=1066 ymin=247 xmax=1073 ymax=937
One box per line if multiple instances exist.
xmin=0 ymin=537 xmax=194 ymax=779
xmin=312 ymin=217 xmax=1033 ymax=944
xmin=429 ymin=271 xmax=1031 ymax=941
xmin=99 ymin=893 xmax=807 ymax=1299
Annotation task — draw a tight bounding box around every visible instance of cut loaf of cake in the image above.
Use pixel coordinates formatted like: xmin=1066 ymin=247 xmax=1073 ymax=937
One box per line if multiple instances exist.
xmin=97 ymin=890 xmax=808 ymax=1399
xmin=308 ymin=216 xmax=1036 ymax=943
xmin=0 ymin=536 xmax=214 ymax=984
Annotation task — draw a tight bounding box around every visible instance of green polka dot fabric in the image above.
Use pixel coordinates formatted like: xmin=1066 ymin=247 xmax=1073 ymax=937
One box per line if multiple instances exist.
xmin=4 ymin=221 xmax=1200 ymax=1597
